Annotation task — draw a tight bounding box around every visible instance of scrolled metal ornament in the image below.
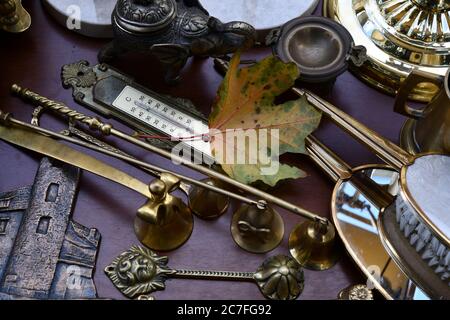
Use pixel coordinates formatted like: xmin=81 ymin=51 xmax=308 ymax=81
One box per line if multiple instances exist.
xmin=105 ymin=246 xmax=176 ymax=298
xmin=61 ymin=60 xmax=98 ymax=89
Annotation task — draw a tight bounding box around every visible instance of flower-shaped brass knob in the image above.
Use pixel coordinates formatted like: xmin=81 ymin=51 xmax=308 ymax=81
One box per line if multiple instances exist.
xmin=254 ymin=255 xmax=304 ymax=300
xmin=106 ymin=247 xmax=305 ymax=300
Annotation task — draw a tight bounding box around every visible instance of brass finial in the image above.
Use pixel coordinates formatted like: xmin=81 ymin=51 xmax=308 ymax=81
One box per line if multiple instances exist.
xmin=135 ymin=174 xmax=193 ymax=251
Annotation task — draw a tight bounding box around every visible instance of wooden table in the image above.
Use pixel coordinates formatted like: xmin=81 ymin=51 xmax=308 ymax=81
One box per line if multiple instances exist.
xmin=0 ymin=1 xmax=408 ymax=299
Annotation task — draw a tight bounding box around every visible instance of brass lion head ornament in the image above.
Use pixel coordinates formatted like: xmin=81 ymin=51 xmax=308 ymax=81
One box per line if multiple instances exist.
xmin=105 ymin=246 xmax=175 ymax=298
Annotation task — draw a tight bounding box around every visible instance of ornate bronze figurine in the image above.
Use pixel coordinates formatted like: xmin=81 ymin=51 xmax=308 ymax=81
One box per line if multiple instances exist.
xmin=98 ymin=0 xmax=256 ymax=82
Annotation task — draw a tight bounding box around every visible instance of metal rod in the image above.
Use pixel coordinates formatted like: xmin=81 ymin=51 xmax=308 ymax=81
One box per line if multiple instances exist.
xmin=0 ymin=113 xmax=152 ymax=198
xmin=10 ymin=85 xmax=328 ymax=224
xmin=4 ymin=115 xmax=258 ymax=206
xmin=305 ymin=135 xmax=353 ymax=183
xmin=173 ymin=269 xmax=254 ymax=281
xmin=63 ymin=125 xmax=191 ymax=195
xmin=293 ymin=88 xmax=414 ymax=171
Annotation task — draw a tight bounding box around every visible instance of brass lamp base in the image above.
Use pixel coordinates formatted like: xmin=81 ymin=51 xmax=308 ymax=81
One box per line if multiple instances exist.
xmin=231 ymin=202 xmax=284 ymax=254
xmin=289 ymin=220 xmax=340 ymax=271
xmin=188 ymin=178 xmax=230 ymax=220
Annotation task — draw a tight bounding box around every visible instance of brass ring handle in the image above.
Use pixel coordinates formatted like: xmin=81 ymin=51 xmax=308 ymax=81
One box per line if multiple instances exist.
xmin=394 ymin=69 xmax=443 ymax=120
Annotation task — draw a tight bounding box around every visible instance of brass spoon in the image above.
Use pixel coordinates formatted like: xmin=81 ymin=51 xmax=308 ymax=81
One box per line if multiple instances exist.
xmin=105 ymin=246 xmax=305 ymax=300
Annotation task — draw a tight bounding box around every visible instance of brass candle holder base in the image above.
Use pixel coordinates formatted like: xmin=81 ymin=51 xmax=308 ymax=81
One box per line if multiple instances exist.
xmin=231 ymin=202 xmax=284 ymax=254
xmin=324 ymin=0 xmax=448 ymax=102
xmin=289 ymin=220 xmax=340 ymax=271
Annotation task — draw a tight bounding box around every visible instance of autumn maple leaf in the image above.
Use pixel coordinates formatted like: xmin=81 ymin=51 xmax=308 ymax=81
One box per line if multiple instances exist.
xmin=208 ymin=52 xmax=322 ymax=187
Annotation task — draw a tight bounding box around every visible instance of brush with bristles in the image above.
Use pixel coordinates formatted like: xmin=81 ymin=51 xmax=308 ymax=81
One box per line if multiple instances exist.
xmin=377 ymin=196 xmax=449 ymax=298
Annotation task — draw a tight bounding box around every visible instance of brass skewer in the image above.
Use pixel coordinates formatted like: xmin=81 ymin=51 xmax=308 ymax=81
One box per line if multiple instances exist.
xmin=62 ymin=123 xmax=192 ymax=195
xmin=11 ymin=84 xmax=329 ymax=225
xmin=0 ymin=111 xmax=258 ymax=207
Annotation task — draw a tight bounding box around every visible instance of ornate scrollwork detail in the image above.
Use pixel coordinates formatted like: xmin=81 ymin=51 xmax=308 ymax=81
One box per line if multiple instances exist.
xmin=61 ymin=61 xmax=97 ymax=89
xmin=181 ymin=15 xmax=207 ymax=35
xmin=338 ymin=284 xmax=374 ymax=300
xmin=117 ymin=0 xmax=175 ymax=26
xmin=105 ymin=246 xmax=176 ymax=299
xmin=0 ymin=0 xmax=19 ymax=26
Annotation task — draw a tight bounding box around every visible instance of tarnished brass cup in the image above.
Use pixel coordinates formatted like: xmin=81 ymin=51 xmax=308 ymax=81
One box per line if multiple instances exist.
xmin=231 ymin=201 xmax=284 ymax=254
xmin=289 ymin=220 xmax=340 ymax=271
xmin=134 ymin=174 xmax=193 ymax=251
xmin=188 ymin=178 xmax=230 ymax=219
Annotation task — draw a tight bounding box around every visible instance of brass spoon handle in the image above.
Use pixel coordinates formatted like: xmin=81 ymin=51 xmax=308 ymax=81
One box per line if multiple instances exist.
xmin=294 ymin=88 xmax=414 ymax=171
xmin=173 ymin=269 xmax=254 ymax=281
xmin=12 ymin=84 xmax=329 ymax=224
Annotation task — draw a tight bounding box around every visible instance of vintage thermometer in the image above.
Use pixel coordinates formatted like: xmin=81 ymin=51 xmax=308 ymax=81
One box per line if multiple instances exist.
xmin=61 ymin=60 xmax=213 ymax=163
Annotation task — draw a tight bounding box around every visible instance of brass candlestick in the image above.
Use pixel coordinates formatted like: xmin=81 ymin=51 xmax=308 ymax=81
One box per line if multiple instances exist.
xmin=0 ymin=0 xmax=30 ymax=33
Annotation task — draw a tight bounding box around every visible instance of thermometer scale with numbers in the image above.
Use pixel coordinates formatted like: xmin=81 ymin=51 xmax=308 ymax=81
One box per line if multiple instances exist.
xmin=61 ymin=60 xmax=213 ymax=164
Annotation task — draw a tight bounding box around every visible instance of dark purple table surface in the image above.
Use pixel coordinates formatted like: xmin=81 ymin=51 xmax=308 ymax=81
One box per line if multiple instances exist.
xmin=0 ymin=1 xmax=409 ymax=300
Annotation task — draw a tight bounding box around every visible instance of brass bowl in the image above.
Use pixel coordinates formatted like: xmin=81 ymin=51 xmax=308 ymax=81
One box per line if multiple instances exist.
xmin=271 ymin=16 xmax=364 ymax=83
